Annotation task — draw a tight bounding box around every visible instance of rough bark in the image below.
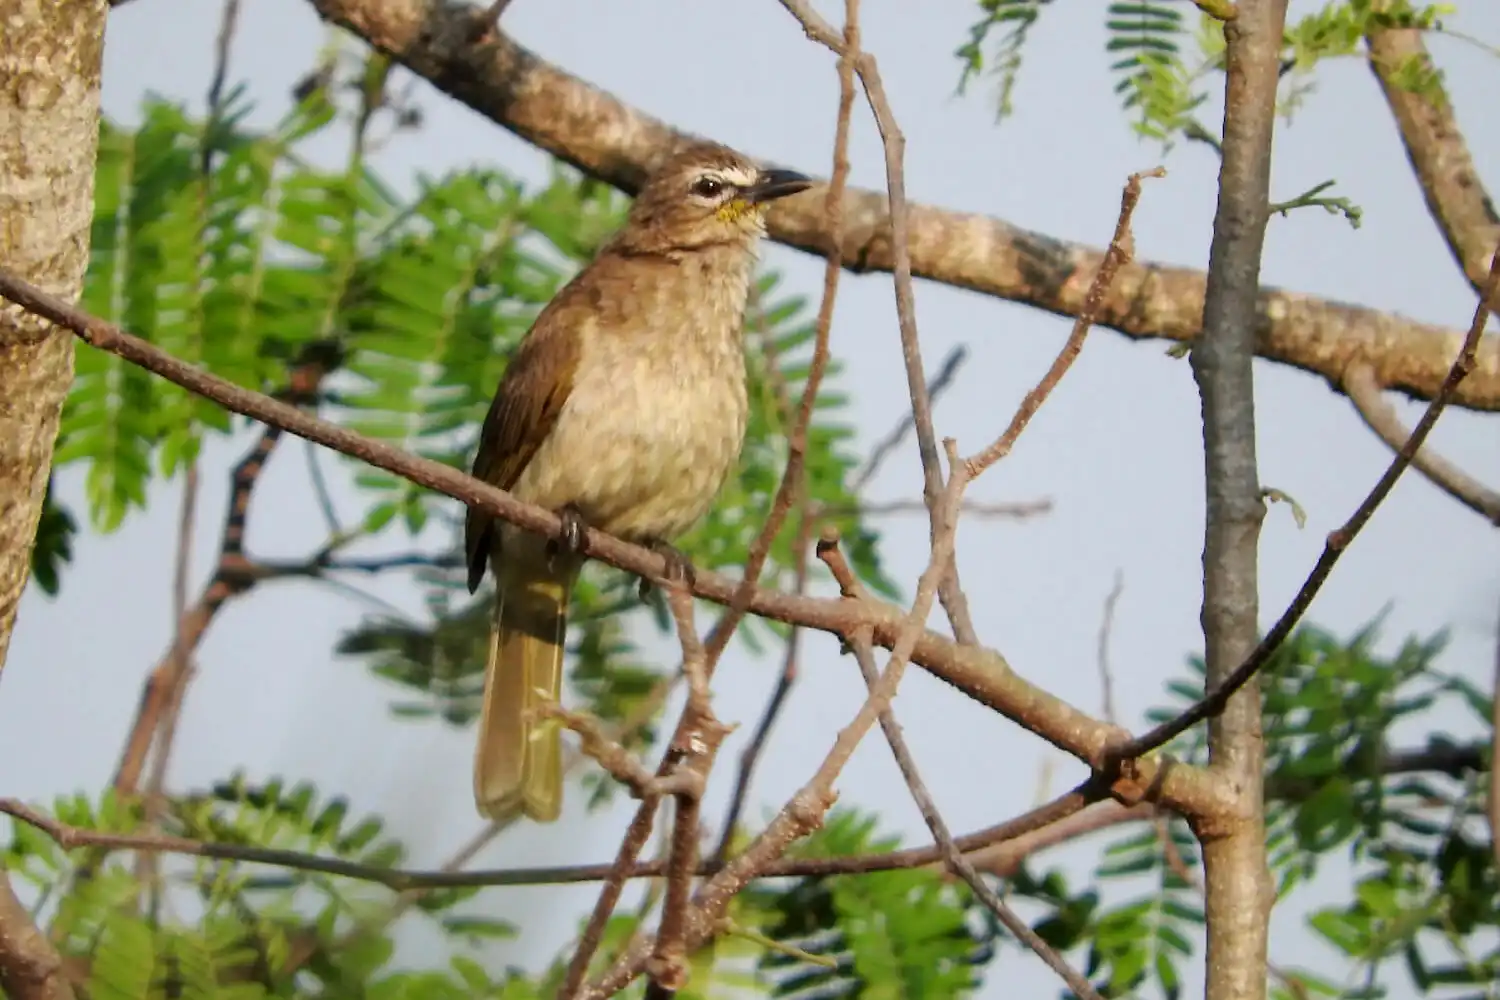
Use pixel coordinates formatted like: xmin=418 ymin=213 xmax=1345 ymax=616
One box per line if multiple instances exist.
xmin=1366 ymin=26 xmax=1500 ymax=304
xmin=306 ymin=0 xmax=1500 ymax=410
xmin=0 ymin=2 xmax=105 ymax=995
xmin=0 ymin=0 xmax=106 ymax=673
xmin=1191 ymin=4 xmax=1283 ymax=1000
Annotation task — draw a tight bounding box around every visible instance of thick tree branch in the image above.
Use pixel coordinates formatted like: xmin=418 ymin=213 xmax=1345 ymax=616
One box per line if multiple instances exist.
xmin=1366 ymin=26 xmax=1500 ymax=303
xmin=303 ymin=0 xmax=1500 ymax=410
xmin=0 ymin=3 xmax=105 ymax=996
xmin=0 ymin=878 xmax=73 ymax=1000
xmin=1191 ymin=6 xmax=1283 ymax=1000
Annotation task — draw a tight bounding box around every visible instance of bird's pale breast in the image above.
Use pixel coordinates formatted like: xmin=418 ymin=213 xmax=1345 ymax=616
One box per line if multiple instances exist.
xmin=508 ymin=249 xmax=753 ymax=545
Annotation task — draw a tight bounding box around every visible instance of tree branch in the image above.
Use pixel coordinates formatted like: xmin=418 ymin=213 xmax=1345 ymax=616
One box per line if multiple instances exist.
xmin=1366 ymin=25 xmax=1500 ymax=304
xmin=1191 ymin=6 xmax=1283 ymax=1000
xmin=0 ymin=741 xmax=1466 ymax=892
xmin=0 ymin=3 xmax=105 ymax=993
xmin=1121 ymin=248 xmax=1500 ymax=759
xmin=303 ymin=0 xmax=1500 ymax=410
xmin=0 ymin=264 xmax=1244 ymax=825
xmin=1343 ymin=361 xmax=1500 ymax=525
xmin=111 ymin=352 xmax=337 ymax=795
xmin=0 ymin=877 xmax=74 ymax=1000
xmin=560 ymin=23 xmax=859 ymax=993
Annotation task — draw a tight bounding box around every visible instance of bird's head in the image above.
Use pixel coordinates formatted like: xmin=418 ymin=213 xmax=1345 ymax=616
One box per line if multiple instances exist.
xmin=614 ymin=140 xmax=813 ymax=255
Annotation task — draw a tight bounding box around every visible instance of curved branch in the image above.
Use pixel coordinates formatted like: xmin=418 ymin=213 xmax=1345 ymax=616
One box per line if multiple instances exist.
xmin=0 ymin=265 xmax=1239 ymax=826
xmin=1344 ymin=362 xmax=1500 ymax=525
xmin=1366 ymin=26 xmax=1500 ymax=303
xmin=303 ymin=0 xmax=1500 ymax=410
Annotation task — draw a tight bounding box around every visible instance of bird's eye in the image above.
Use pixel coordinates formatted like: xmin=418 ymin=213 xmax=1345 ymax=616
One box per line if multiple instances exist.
xmin=691 ymin=176 xmax=724 ymax=199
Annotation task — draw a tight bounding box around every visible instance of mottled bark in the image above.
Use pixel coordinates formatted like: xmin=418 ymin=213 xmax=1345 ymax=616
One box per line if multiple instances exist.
xmin=0 ymin=0 xmax=106 ymax=673
xmin=1366 ymin=26 xmax=1500 ymax=304
xmin=0 ymin=3 xmax=105 ymax=993
xmin=306 ymin=0 xmax=1500 ymax=409
xmin=1191 ymin=4 xmax=1283 ymax=1000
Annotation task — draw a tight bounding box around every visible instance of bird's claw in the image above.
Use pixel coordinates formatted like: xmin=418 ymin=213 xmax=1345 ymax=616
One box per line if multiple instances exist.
xmin=638 ymin=540 xmax=696 ymax=600
xmin=547 ymin=505 xmax=588 ymax=569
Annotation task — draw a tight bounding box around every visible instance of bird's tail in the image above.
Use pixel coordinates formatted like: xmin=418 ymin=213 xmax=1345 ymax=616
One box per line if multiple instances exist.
xmin=474 ymin=555 xmax=573 ymax=822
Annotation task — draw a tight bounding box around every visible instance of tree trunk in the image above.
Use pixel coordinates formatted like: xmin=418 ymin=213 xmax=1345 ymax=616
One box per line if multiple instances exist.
xmin=0 ymin=0 xmax=107 ymax=673
xmin=0 ymin=5 xmax=106 ymax=992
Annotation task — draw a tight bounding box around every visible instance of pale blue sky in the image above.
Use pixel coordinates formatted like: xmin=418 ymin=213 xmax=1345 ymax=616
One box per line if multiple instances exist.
xmin=4 ymin=0 xmax=1498 ymax=996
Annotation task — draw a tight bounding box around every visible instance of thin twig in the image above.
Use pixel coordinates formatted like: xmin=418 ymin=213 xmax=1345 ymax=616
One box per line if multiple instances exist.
xmin=846 ymin=629 xmax=1103 ymax=998
xmin=3 ymin=734 xmax=1467 ymax=898
xmin=561 ymin=22 xmax=859 ymax=993
xmin=1344 ymin=361 xmax=1500 ymax=525
xmin=304 ymin=439 xmax=345 ymax=535
xmin=711 ymin=296 xmax=821 ymax=864
xmin=712 ymin=511 xmax=811 ymax=863
xmin=0 ymin=265 xmax=1246 ymax=823
xmin=775 ymin=0 xmax=983 ymax=649
xmin=133 ymin=0 xmax=242 ymax=904
xmin=538 ymin=703 xmax=662 ymax=797
xmin=816 ymin=165 xmax=1154 ymax=1000
xmin=0 ymin=782 xmax=1098 ymax=889
xmin=646 ymin=591 xmax=727 ymax=998
xmin=580 ymin=440 xmax=975 ymax=997
xmin=1097 ymin=571 xmax=1124 ymax=725
xmin=1120 ymin=246 xmax=1500 ymax=759
xmin=1490 ymin=595 xmax=1500 ymax=871
xmin=849 ymin=344 xmax=968 ymax=492
xmin=965 ymin=168 xmax=1165 ymax=478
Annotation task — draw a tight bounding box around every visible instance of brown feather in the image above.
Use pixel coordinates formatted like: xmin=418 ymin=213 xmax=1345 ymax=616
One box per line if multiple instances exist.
xmin=464 ymin=317 xmax=580 ymax=593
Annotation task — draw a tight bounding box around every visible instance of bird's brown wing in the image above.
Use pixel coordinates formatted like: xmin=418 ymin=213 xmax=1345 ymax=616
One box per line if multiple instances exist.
xmin=465 ymin=320 xmax=582 ymax=594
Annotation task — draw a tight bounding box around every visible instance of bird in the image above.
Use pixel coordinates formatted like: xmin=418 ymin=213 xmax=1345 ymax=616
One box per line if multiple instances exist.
xmin=463 ymin=140 xmax=813 ymax=822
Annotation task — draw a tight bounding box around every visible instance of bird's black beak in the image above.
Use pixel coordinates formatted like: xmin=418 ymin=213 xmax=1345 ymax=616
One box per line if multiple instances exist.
xmin=746 ymin=168 xmax=814 ymax=204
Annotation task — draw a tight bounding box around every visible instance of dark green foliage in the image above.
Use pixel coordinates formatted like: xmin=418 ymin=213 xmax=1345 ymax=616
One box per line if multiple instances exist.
xmin=955 ymin=0 xmax=1053 ymax=120
xmin=29 ymin=476 xmax=76 ymax=596
xmin=752 ymin=810 xmax=1001 ymax=998
xmin=1105 ymin=2 xmax=1203 ymax=144
xmin=997 ymin=618 xmax=1495 ymax=1000
xmin=53 ymin=85 xmax=890 ymax=808
xmin=4 ymin=779 xmax=518 ymax=1000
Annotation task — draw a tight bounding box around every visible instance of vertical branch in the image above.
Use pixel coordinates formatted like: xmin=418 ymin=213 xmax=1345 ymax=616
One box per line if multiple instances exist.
xmin=712 ymin=301 xmax=814 ymax=861
xmin=0 ymin=878 xmax=74 ymax=1000
xmin=844 ymin=628 xmax=1101 ymax=1000
xmin=558 ymin=19 xmax=858 ymax=994
xmin=646 ymin=590 xmax=727 ymax=998
xmin=1097 ymin=571 xmax=1124 ymax=725
xmin=1490 ymin=596 xmax=1499 ymax=870
xmin=133 ymin=0 xmax=243 ymax=905
xmin=1192 ymin=5 xmax=1285 ymax=1000
xmin=776 ymin=0 xmax=979 ymax=644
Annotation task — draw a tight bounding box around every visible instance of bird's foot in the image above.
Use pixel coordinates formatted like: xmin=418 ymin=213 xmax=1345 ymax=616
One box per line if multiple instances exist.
xmin=547 ymin=504 xmax=589 ymax=570
xmin=638 ymin=540 xmax=696 ymax=601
